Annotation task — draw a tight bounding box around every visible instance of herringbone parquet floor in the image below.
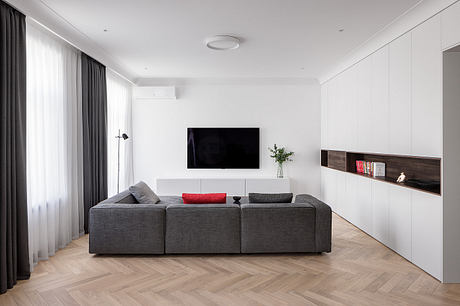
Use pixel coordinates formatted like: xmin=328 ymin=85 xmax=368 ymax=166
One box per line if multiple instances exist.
xmin=2 ymin=213 xmax=460 ymax=305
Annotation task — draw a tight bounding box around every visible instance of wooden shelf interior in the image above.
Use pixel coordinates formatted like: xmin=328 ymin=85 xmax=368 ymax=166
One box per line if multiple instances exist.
xmin=321 ymin=150 xmax=441 ymax=195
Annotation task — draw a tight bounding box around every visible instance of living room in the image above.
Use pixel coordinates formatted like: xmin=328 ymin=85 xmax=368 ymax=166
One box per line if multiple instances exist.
xmin=2 ymin=0 xmax=460 ymax=305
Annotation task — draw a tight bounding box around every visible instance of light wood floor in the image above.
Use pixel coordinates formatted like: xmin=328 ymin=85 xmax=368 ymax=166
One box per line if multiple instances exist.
xmin=2 ymin=213 xmax=460 ymax=306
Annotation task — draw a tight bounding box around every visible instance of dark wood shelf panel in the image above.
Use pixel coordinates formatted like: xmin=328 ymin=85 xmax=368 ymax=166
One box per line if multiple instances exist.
xmin=321 ymin=150 xmax=441 ymax=196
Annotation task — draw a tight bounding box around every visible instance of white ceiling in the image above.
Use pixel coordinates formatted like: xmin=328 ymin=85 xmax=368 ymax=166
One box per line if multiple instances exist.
xmin=39 ymin=0 xmax=421 ymax=81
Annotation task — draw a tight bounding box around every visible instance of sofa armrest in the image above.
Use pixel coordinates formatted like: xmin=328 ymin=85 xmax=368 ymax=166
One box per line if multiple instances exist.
xmin=89 ymin=203 xmax=167 ymax=254
xmin=295 ymin=194 xmax=332 ymax=252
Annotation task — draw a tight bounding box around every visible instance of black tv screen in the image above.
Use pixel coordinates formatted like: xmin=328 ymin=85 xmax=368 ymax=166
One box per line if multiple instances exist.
xmin=187 ymin=128 xmax=260 ymax=169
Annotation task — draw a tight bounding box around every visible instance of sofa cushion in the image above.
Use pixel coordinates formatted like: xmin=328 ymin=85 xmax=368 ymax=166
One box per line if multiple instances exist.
xmin=165 ymin=204 xmax=241 ymax=253
xmin=129 ymin=181 xmax=160 ymax=204
xmin=182 ymin=193 xmax=227 ymax=204
xmin=240 ymin=203 xmax=316 ymax=253
xmin=248 ymin=192 xmax=293 ymax=203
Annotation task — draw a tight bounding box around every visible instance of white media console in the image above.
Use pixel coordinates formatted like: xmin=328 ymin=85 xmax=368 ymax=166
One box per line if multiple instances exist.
xmin=155 ymin=178 xmax=290 ymax=196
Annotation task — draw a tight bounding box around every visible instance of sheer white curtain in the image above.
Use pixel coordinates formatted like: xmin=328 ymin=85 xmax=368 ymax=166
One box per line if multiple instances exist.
xmin=107 ymin=71 xmax=134 ymax=196
xmin=26 ymin=20 xmax=84 ymax=269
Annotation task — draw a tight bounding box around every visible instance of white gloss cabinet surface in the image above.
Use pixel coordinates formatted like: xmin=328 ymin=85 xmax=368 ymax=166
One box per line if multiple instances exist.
xmin=411 ymin=15 xmax=442 ymax=157
xmin=370 ymin=46 xmax=389 ymax=153
xmin=156 ymin=178 xmax=201 ymax=195
xmin=245 ymin=178 xmax=290 ymax=194
xmin=322 ymin=168 xmax=337 ymax=211
xmin=355 ymin=56 xmax=373 ymax=153
xmin=412 ymin=191 xmax=442 ymax=280
xmin=156 ymin=178 xmax=290 ymax=196
xmin=201 ymin=179 xmax=245 ymax=195
xmin=320 ymin=83 xmax=328 ymax=149
xmin=388 ymin=32 xmax=412 ymax=155
xmin=372 ymin=180 xmax=389 ymax=245
xmin=388 ymin=185 xmax=412 ymax=261
xmin=355 ymin=176 xmax=373 ymax=234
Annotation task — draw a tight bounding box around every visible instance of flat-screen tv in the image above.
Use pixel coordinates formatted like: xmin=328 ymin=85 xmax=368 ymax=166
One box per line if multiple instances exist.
xmin=187 ymin=128 xmax=259 ymax=169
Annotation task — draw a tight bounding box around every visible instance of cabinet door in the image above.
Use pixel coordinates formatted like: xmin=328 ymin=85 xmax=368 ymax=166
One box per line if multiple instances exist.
xmin=320 ymin=167 xmax=327 ymax=202
xmin=389 ymin=32 xmax=412 ymax=155
xmin=201 ymin=179 xmax=245 ymax=195
xmin=323 ymin=168 xmax=337 ymax=212
xmin=335 ymin=171 xmax=347 ymax=217
xmin=370 ymin=46 xmax=389 ymax=153
xmin=372 ymin=180 xmax=389 ymax=245
xmin=321 ymin=83 xmax=328 ymax=149
xmin=343 ymin=66 xmax=358 ymax=151
xmin=388 ymin=185 xmax=412 ymax=260
xmin=327 ymin=78 xmax=338 ymax=149
xmin=245 ymin=178 xmax=290 ymax=194
xmin=412 ymin=191 xmax=442 ymax=280
xmin=156 ymin=178 xmax=200 ymax=196
xmin=356 ymin=56 xmax=373 ymax=153
xmin=342 ymin=173 xmax=357 ymax=223
xmin=411 ymin=16 xmax=442 ymax=157
xmin=335 ymin=74 xmax=347 ymax=150
xmin=355 ymin=176 xmax=373 ymax=234
xmin=441 ymin=1 xmax=460 ymax=50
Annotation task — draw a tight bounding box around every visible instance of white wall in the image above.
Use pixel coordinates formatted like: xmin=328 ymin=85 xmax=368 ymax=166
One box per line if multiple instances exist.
xmin=133 ymin=80 xmax=320 ymax=196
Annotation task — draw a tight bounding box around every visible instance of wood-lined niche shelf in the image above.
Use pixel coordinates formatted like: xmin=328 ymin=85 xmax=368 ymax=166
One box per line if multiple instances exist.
xmin=321 ymin=150 xmax=441 ymax=195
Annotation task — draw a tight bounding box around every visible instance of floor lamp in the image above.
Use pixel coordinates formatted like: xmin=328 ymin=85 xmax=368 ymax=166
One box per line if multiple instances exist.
xmin=116 ymin=129 xmax=129 ymax=193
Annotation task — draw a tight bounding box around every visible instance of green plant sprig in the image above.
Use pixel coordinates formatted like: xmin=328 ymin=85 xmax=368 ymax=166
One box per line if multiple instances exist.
xmin=268 ymin=144 xmax=294 ymax=164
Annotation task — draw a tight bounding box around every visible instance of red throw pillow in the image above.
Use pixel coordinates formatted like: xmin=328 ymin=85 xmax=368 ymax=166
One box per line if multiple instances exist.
xmin=182 ymin=193 xmax=227 ymax=204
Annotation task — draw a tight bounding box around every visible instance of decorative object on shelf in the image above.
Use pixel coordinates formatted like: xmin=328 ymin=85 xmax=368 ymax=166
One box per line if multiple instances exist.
xmin=233 ymin=196 xmax=241 ymax=204
xmin=397 ymin=172 xmax=406 ymax=183
xmin=372 ymin=162 xmax=386 ymax=178
xmin=115 ymin=129 xmax=129 ymax=193
xmin=269 ymin=144 xmax=294 ymax=178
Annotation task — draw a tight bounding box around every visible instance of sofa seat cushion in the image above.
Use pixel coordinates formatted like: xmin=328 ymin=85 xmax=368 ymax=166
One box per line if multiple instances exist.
xmin=129 ymin=181 xmax=160 ymax=204
xmin=240 ymin=203 xmax=316 ymax=253
xmin=165 ymin=204 xmax=240 ymax=253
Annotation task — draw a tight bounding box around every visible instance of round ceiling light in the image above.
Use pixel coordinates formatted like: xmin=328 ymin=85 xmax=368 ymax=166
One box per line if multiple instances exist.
xmin=205 ymin=35 xmax=240 ymax=50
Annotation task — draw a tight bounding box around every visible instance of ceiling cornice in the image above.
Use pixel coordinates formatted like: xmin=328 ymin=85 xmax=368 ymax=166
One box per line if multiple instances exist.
xmin=6 ymin=0 xmax=136 ymax=83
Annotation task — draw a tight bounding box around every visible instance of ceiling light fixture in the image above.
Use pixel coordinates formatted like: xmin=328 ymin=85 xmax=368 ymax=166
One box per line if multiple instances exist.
xmin=205 ymin=35 xmax=240 ymax=50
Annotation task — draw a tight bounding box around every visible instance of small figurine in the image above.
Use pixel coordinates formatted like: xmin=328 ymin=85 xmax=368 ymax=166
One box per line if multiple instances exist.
xmin=397 ymin=172 xmax=406 ymax=183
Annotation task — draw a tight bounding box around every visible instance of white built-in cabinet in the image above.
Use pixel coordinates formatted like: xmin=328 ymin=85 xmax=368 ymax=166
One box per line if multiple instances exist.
xmin=411 ymin=16 xmax=442 ymax=157
xmin=322 ymin=16 xmax=442 ymax=157
xmin=323 ymin=169 xmax=441 ymax=279
xmin=320 ymin=1 xmax=460 ymax=283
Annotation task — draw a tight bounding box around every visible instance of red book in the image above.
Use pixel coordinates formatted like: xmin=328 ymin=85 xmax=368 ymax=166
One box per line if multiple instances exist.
xmin=356 ymin=161 xmax=364 ymax=173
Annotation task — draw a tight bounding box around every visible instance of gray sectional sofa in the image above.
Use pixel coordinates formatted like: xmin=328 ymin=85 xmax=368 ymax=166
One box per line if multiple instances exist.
xmin=89 ymin=190 xmax=331 ymax=254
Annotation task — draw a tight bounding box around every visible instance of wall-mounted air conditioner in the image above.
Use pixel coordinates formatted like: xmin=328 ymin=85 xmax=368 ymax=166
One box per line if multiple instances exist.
xmin=133 ymin=86 xmax=176 ymax=100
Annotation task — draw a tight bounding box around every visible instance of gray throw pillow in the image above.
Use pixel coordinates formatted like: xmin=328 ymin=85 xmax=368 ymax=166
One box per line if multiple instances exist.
xmin=129 ymin=181 xmax=160 ymax=204
xmin=248 ymin=193 xmax=293 ymax=203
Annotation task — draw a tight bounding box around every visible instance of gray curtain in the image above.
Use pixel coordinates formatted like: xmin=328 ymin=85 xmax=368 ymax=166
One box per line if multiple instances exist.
xmin=0 ymin=1 xmax=30 ymax=294
xmin=81 ymin=53 xmax=108 ymax=233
